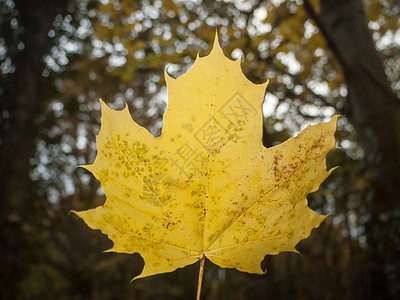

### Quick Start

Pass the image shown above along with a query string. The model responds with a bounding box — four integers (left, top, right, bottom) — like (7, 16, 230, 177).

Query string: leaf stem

(196, 255, 205, 300)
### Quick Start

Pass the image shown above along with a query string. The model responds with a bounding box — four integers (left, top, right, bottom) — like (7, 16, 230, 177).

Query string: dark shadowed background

(1, 0, 400, 299)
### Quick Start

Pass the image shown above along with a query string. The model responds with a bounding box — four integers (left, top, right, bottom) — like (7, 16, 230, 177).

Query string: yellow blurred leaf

(73, 35, 338, 280)
(162, 0, 179, 14)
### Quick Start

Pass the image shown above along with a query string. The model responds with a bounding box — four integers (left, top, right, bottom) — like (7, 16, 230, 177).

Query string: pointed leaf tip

(99, 98, 106, 107)
(99, 98, 113, 112)
(164, 67, 175, 82)
(211, 31, 223, 54)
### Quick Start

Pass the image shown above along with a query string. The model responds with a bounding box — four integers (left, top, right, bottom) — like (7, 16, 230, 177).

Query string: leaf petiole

(196, 255, 205, 300)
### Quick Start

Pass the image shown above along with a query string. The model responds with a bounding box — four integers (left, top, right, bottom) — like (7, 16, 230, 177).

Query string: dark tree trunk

(0, 0, 68, 297)
(304, 0, 400, 298)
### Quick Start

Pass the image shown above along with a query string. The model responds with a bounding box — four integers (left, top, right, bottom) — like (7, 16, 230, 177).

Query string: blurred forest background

(1, 0, 400, 299)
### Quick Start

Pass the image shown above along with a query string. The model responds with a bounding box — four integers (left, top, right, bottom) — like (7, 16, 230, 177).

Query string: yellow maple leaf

(73, 35, 338, 280)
